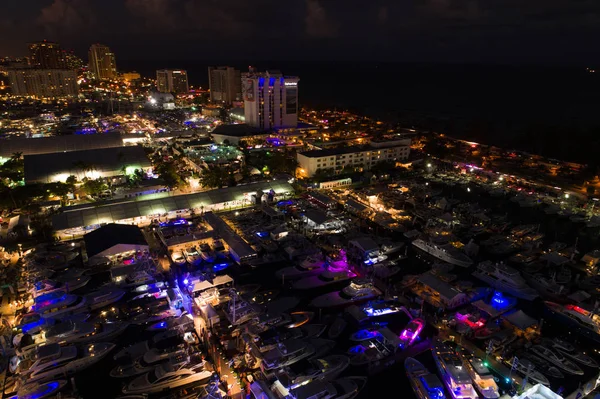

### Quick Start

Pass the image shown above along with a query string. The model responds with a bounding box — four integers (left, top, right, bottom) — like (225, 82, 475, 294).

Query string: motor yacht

(459, 355, 500, 399)
(406, 357, 446, 399)
(286, 376, 365, 399)
(309, 338, 336, 360)
(505, 357, 549, 385)
(200, 243, 216, 262)
(309, 280, 382, 308)
(14, 380, 68, 399)
(13, 312, 90, 335)
(283, 355, 350, 389)
(114, 330, 183, 361)
(555, 348, 599, 368)
(292, 269, 356, 290)
(530, 345, 584, 375)
(525, 274, 566, 300)
(184, 247, 203, 265)
(43, 320, 128, 345)
(251, 324, 325, 353)
(122, 363, 213, 394)
(524, 354, 565, 379)
(84, 288, 126, 310)
(544, 302, 600, 343)
(431, 338, 478, 399)
(110, 348, 193, 378)
(261, 339, 316, 370)
(18, 342, 115, 384)
(30, 276, 91, 297)
(275, 256, 326, 281)
(399, 318, 425, 348)
(412, 239, 473, 268)
(32, 292, 87, 318)
(472, 261, 538, 301)
(170, 251, 187, 266)
(133, 281, 166, 294)
(347, 329, 395, 367)
(350, 328, 382, 342)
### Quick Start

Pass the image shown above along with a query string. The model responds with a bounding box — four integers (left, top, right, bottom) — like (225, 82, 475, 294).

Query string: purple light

(399, 319, 424, 346)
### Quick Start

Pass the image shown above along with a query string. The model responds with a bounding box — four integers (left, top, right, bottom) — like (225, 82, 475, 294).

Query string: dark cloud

(0, 0, 598, 64)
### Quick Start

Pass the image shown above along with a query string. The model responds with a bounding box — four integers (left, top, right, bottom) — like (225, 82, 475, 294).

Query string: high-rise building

(28, 41, 66, 69)
(64, 50, 84, 71)
(208, 66, 241, 104)
(242, 69, 299, 130)
(156, 69, 189, 94)
(8, 69, 78, 98)
(88, 44, 117, 80)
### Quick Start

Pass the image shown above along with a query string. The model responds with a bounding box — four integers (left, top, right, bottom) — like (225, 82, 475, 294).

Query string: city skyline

(1, 0, 600, 65)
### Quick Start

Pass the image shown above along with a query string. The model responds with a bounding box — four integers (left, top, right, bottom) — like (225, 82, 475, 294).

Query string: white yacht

(110, 348, 192, 378)
(530, 345, 584, 375)
(84, 288, 126, 310)
(292, 269, 357, 290)
(544, 301, 600, 343)
(472, 261, 539, 300)
(261, 339, 316, 370)
(461, 356, 500, 399)
(18, 342, 115, 384)
(113, 330, 184, 361)
(275, 256, 326, 281)
(413, 239, 473, 268)
(310, 280, 381, 308)
(183, 247, 203, 265)
(122, 363, 213, 394)
(30, 276, 91, 296)
(32, 293, 87, 318)
(431, 338, 478, 399)
(287, 376, 366, 399)
(170, 251, 187, 266)
(283, 355, 350, 389)
(14, 380, 68, 399)
(43, 320, 128, 345)
(405, 357, 446, 399)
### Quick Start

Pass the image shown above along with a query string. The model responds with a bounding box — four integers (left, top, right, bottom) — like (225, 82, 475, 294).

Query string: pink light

(399, 319, 424, 346)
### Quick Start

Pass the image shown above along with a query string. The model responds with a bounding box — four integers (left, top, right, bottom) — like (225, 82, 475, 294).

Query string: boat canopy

(503, 310, 538, 331)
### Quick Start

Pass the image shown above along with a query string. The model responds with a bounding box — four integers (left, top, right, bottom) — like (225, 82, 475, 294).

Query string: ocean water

(120, 60, 600, 163)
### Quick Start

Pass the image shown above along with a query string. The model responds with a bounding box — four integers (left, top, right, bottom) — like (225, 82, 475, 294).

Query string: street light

(427, 163, 432, 168)
(565, 193, 570, 199)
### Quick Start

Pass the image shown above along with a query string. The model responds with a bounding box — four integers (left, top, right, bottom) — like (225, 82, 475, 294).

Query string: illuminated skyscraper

(242, 69, 299, 130)
(9, 69, 78, 98)
(156, 69, 189, 94)
(88, 44, 117, 80)
(28, 41, 66, 69)
(208, 66, 241, 104)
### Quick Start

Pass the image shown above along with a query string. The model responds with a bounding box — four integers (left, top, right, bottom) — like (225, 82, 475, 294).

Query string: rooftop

(204, 212, 256, 260)
(299, 141, 410, 158)
(52, 180, 294, 231)
(84, 223, 148, 258)
(0, 132, 123, 158)
(24, 145, 151, 183)
(418, 272, 464, 300)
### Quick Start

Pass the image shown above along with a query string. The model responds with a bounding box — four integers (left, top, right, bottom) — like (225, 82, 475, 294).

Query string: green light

(483, 362, 489, 367)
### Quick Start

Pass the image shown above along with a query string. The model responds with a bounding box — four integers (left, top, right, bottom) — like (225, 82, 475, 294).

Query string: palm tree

(10, 152, 23, 161)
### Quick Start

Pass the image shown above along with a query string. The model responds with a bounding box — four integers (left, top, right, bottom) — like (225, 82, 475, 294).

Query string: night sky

(1, 0, 600, 64)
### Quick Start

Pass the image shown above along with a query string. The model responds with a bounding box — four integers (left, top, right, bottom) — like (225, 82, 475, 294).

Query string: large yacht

(310, 280, 381, 308)
(405, 357, 446, 399)
(292, 269, 356, 290)
(17, 342, 115, 384)
(83, 288, 126, 310)
(110, 348, 194, 378)
(504, 357, 549, 386)
(286, 376, 366, 399)
(32, 293, 87, 318)
(13, 380, 68, 399)
(261, 339, 316, 370)
(122, 363, 213, 394)
(43, 320, 128, 345)
(275, 256, 326, 281)
(431, 338, 478, 399)
(412, 239, 473, 268)
(544, 302, 600, 343)
(459, 354, 500, 399)
(280, 355, 350, 389)
(472, 261, 539, 300)
(530, 345, 584, 375)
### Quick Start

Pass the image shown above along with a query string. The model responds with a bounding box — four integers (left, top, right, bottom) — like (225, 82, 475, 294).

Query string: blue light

(256, 231, 269, 238)
(364, 258, 376, 265)
(505, 377, 511, 383)
(183, 279, 189, 285)
(26, 381, 60, 399)
(492, 291, 508, 307)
